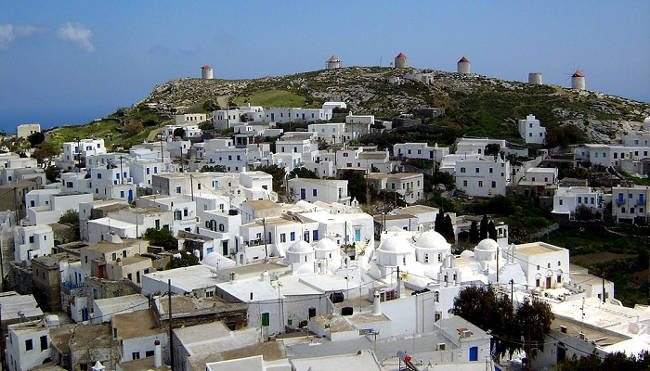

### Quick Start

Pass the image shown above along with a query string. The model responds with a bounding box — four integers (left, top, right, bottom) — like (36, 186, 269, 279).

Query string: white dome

(315, 238, 337, 251)
(476, 238, 498, 252)
(288, 240, 314, 254)
(416, 230, 450, 250)
(379, 236, 413, 254)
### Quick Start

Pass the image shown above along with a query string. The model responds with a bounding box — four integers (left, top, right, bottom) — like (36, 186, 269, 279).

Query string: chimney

(373, 291, 381, 315)
(154, 339, 162, 368)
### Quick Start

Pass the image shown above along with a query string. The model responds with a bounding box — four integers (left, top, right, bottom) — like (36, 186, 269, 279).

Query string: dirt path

(146, 126, 164, 142)
(217, 95, 229, 108)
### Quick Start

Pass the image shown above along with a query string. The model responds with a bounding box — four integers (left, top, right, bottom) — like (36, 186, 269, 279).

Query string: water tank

(341, 306, 354, 316)
(457, 56, 471, 74)
(571, 70, 585, 90)
(528, 72, 543, 85)
(330, 292, 344, 303)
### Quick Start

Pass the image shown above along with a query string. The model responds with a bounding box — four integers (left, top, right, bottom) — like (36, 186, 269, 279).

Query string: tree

(45, 165, 60, 183)
(58, 210, 79, 225)
(443, 214, 455, 243)
(484, 143, 501, 157)
(469, 221, 479, 243)
(254, 165, 286, 193)
(31, 140, 60, 166)
(143, 226, 178, 251)
(487, 221, 497, 240)
(173, 127, 185, 138)
(558, 351, 650, 371)
(377, 190, 406, 208)
(434, 211, 444, 234)
(288, 167, 319, 179)
(517, 298, 554, 370)
(200, 165, 226, 172)
(27, 131, 45, 146)
(124, 120, 144, 137)
(202, 100, 220, 112)
(479, 215, 489, 240)
(338, 170, 367, 204)
(452, 286, 520, 358)
(166, 250, 200, 269)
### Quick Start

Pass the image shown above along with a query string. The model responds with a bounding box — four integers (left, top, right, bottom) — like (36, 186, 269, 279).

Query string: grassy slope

(234, 89, 308, 107)
(543, 228, 648, 306)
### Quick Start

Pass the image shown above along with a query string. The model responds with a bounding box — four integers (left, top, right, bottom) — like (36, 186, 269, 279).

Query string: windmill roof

(458, 56, 470, 63)
(395, 53, 406, 59)
(572, 70, 584, 77)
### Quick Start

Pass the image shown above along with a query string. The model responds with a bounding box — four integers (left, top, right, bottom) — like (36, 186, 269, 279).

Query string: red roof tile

(458, 56, 469, 63)
(395, 53, 406, 59)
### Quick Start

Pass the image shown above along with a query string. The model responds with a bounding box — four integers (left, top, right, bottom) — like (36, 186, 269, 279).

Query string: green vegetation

(58, 210, 79, 225)
(465, 195, 554, 241)
(339, 170, 368, 204)
(143, 227, 178, 251)
(558, 351, 650, 371)
(200, 165, 226, 172)
(288, 167, 318, 179)
(620, 171, 650, 186)
(452, 285, 553, 363)
(234, 89, 310, 108)
(46, 108, 166, 151)
(166, 250, 200, 270)
(543, 227, 648, 306)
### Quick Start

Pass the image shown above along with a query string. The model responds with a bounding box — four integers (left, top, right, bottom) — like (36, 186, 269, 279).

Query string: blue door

(429, 151, 434, 159)
(128, 189, 133, 202)
(469, 346, 478, 361)
(302, 113, 305, 120)
(354, 229, 361, 242)
(271, 113, 275, 121)
(300, 188, 306, 200)
(82, 308, 89, 321)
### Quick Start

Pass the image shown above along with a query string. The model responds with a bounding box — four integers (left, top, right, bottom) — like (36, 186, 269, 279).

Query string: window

(25, 339, 33, 351)
(460, 167, 466, 173)
(290, 232, 295, 241)
(478, 181, 483, 188)
(132, 352, 140, 360)
(475, 168, 480, 174)
(146, 350, 155, 357)
(489, 168, 493, 174)
(280, 233, 286, 243)
(313, 230, 319, 241)
(40, 335, 48, 351)
(491, 181, 496, 188)
(313, 189, 318, 197)
(176, 186, 181, 194)
(559, 199, 563, 205)
(463, 180, 468, 187)
(29, 236, 34, 243)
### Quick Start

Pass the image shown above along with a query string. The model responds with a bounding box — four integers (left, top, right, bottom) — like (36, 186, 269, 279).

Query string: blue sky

(1, 1, 649, 132)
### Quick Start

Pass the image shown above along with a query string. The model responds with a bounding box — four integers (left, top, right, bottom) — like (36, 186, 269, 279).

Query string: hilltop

(49, 67, 650, 149)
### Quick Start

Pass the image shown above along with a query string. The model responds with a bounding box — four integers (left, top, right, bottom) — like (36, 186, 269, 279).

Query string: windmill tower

(326, 55, 341, 69)
(571, 70, 586, 90)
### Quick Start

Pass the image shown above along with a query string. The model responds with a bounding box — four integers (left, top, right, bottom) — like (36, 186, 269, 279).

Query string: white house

(454, 156, 511, 197)
(288, 178, 350, 205)
(552, 187, 605, 218)
(174, 113, 207, 125)
(366, 173, 424, 204)
(26, 190, 93, 226)
(456, 138, 507, 156)
(507, 242, 570, 290)
(13, 225, 54, 264)
(60, 138, 107, 170)
(308, 122, 346, 144)
(394, 142, 449, 162)
(612, 185, 649, 222)
(275, 132, 318, 163)
(518, 114, 546, 144)
(574, 144, 650, 168)
(136, 195, 197, 235)
(522, 167, 558, 185)
(5, 320, 51, 371)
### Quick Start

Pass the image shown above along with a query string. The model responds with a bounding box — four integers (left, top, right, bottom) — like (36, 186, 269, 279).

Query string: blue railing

(63, 281, 84, 290)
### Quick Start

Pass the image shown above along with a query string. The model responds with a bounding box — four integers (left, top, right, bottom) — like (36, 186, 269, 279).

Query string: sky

(1, 1, 649, 132)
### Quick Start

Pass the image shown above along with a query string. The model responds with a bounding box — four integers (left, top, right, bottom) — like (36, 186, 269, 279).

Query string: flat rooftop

(243, 200, 280, 211)
(113, 309, 163, 340)
(515, 242, 564, 256)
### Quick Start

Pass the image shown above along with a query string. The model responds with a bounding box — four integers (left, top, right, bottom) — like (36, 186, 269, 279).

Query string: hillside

(50, 66, 650, 149)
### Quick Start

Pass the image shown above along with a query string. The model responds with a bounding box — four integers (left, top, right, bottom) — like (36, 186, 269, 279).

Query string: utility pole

(496, 246, 499, 287)
(602, 276, 606, 304)
(119, 156, 124, 185)
(262, 218, 268, 262)
(510, 279, 514, 307)
(189, 174, 194, 201)
(0, 303, 3, 369)
(168, 279, 175, 371)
